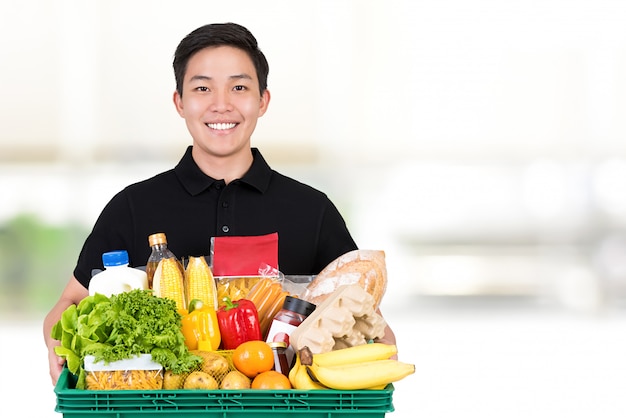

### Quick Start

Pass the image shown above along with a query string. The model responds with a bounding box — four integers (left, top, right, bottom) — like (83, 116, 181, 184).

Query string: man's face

(173, 46, 269, 160)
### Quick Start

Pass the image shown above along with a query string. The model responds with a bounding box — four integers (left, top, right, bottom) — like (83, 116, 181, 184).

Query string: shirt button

(222, 201, 229, 208)
(222, 225, 230, 233)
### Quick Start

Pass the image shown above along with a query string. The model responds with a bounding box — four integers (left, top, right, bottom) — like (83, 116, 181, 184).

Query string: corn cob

(152, 257, 186, 312)
(184, 256, 218, 311)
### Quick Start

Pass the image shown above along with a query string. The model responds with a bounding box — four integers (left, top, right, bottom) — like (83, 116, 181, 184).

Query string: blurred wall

(2, 0, 626, 314)
(3, 0, 625, 162)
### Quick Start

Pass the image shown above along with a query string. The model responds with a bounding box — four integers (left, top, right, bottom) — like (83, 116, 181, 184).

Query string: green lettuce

(51, 289, 201, 389)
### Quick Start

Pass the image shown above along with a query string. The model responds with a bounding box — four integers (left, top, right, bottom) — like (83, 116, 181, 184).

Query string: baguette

(303, 250, 387, 308)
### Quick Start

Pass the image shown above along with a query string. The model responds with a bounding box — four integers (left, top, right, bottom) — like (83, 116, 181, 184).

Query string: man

(44, 22, 395, 385)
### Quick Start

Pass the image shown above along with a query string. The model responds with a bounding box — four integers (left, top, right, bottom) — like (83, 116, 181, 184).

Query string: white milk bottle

(89, 250, 149, 297)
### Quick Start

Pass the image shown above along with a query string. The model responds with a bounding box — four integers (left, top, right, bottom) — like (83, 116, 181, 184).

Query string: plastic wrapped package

(83, 354, 163, 390)
(216, 276, 264, 306)
(246, 277, 290, 337)
(209, 233, 278, 277)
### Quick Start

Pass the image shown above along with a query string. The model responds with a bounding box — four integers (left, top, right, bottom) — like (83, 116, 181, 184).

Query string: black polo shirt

(73, 146, 357, 288)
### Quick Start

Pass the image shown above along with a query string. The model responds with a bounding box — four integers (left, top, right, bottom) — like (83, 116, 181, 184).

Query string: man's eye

(233, 85, 247, 92)
(196, 86, 209, 92)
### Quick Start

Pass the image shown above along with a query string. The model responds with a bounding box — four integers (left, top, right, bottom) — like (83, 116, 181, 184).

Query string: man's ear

(173, 91, 184, 117)
(258, 89, 271, 117)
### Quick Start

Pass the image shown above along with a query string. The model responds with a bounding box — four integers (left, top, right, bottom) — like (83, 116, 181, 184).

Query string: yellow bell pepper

(181, 299, 221, 351)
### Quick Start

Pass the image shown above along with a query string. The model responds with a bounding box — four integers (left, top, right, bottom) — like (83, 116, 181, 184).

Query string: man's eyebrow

(230, 73, 253, 81)
(188, 74, 253, 82)
(189, 75, 211, 82)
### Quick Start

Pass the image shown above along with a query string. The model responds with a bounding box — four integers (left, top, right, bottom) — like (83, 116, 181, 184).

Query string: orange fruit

(251, 370, 292, 389)
(232, 340, 274, 378)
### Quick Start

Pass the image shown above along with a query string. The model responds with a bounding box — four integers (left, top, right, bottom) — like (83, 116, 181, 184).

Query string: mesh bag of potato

(164, 350, 251, 390)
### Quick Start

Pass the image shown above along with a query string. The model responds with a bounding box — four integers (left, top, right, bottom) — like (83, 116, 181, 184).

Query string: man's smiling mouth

(207, 122, 237, 130)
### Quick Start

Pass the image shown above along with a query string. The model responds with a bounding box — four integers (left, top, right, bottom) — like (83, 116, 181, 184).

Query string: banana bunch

(292, 343, 415, 390)
(289, 353, 327, 390)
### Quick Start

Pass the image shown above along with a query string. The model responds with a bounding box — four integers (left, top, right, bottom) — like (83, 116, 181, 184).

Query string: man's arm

(43, 275, 88, 385)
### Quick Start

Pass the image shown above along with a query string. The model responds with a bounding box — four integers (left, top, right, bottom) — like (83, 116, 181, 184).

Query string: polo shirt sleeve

(72, 189, 135, 289)
(312, 198, 358, 274)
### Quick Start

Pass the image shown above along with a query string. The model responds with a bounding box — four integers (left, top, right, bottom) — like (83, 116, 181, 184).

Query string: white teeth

(207, 122, 237, 130)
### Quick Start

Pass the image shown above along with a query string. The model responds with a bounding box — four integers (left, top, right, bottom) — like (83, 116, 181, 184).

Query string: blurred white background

(1, 0, 626, 417)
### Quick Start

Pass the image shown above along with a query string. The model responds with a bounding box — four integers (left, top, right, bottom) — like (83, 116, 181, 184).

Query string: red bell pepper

(217, 297, 262, 349)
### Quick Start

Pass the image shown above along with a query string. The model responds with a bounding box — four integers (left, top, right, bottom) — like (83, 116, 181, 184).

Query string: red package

(210, 233, 279, 277)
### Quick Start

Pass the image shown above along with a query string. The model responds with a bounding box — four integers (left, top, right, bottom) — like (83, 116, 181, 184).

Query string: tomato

(232, 340, 274, 378)
(251, 370, 292, 389)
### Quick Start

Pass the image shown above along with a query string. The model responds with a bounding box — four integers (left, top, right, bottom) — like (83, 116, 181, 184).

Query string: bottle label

(266, 320, 298, 365)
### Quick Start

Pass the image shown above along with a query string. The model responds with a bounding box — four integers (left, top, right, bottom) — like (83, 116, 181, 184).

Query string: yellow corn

(184, 256, 218, 311)
(152, 257, 186, 312)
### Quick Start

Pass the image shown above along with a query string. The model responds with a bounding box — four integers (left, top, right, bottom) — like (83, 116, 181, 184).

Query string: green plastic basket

(54, 368, 395, 418)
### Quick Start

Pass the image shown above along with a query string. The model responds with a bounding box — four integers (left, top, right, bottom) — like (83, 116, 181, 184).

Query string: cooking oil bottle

(146, 232, 184, 289)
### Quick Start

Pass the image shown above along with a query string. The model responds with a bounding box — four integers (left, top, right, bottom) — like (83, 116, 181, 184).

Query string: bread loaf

(303, 250, 387, 308)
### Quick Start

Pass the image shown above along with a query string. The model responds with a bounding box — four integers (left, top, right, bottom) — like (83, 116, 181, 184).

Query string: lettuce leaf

(52, 289, 201, 388)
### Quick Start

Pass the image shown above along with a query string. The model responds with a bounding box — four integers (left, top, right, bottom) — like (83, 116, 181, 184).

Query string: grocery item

(307, 358, 414, 390)
(216, 276, 262, 306)
(232, 340, 274, 379)
(51, 289, 202, 389)
(289, 284, 387, 354)
(299, 345, 415, 390)
(265, 296, 316, 365)
(181, 300, 221, 351)
(268, 341, 290, 377)
(312, 342, 398, 367)
(146, 232, 184, 289)
(89, 250, 148, 297)
(288, 354, 299, 387)
(152, 257, 187, 313)
(289, 352, 327, 390)
(162, 370, 186, 390)
(191, 350, 231, 378)
(251, 370, 292, 389)
(217, 297, 262, 350)
(184, 256, 218, 310)
(246, 277, 290, 337)
(162, 349, 234, 390)
(83, 354, 163, 390)
(303, 249, 387, 309)
(220, 370, 251, 389)
(183, 371, 219, 389)
(210, 233, 278, 277)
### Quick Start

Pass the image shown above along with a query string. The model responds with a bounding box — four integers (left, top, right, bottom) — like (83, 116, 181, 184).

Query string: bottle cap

(148, 233, 167, 246)
(282, 296, 316, 317)
(102, 250, 130, 267)
(268, 341, 288, 349)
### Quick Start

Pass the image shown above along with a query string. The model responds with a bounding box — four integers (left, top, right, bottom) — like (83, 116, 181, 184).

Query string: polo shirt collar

(175, 146, 272, 195)
(242, 148, 272, 192)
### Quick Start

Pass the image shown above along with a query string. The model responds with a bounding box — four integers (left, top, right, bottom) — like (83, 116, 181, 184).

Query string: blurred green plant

(0, 214, 88, 316)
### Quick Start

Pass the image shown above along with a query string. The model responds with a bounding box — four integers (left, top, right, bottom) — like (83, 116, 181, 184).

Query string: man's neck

(191, 146, 254, 184)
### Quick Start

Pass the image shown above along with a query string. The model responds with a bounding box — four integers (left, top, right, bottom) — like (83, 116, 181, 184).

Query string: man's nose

(210, 89, 232, 112)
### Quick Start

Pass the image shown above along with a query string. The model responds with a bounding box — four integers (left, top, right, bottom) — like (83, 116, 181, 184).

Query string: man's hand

(47, 339, 65, 385)
(43, 276, 88, 385)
